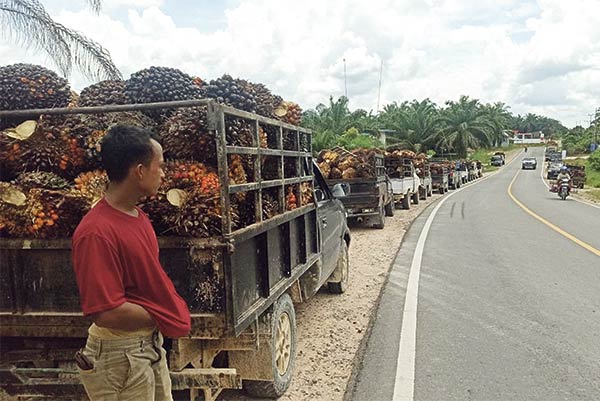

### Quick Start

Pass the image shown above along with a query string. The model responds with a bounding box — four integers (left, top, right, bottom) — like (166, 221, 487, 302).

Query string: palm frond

(0, 0, 121, 80)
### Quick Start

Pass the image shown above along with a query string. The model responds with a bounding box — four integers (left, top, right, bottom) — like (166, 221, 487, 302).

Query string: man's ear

(134, 163, 144, 179)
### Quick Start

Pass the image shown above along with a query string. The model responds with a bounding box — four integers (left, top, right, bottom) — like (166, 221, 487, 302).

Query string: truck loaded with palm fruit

(384, 148, 422, 209)
(318, 147, 394, 229)
(0, 64, 350, 401)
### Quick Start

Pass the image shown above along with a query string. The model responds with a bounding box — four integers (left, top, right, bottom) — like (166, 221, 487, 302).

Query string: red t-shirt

(72, 198, 191, 338)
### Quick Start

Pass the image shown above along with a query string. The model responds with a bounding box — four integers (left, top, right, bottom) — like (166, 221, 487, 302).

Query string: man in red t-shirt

(72, 124, 190, 401)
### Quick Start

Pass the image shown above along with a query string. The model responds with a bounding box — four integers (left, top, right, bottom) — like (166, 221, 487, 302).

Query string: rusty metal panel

(170, 368, 242, 391)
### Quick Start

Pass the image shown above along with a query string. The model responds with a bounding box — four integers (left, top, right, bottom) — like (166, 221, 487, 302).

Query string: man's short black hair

(100, 124, 161, 183)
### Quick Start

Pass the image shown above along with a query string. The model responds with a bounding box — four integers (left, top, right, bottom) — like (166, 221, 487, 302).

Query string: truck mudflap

(0, 365, 241, 401)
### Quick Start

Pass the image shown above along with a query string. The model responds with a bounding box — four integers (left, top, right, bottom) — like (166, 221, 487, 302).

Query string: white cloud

(0, 0, 599, 127)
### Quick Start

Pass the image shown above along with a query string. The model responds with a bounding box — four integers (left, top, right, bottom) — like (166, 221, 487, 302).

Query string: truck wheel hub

(276, 312, 292, 375)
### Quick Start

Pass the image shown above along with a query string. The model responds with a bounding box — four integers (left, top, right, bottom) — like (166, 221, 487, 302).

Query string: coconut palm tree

(0, 0, 121, 80)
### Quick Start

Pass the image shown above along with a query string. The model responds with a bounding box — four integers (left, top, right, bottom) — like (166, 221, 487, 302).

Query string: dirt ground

(221, 194, 441, 401)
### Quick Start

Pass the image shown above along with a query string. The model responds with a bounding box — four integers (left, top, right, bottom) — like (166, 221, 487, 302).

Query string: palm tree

(378, 99, 440, 152)
(0, 0, 121, 80)
(429, 96, 493, 158)
(481, 102, 511, 146)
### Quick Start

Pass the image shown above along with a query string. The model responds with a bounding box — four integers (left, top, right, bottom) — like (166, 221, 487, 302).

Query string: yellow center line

(508, 170, 600, 257)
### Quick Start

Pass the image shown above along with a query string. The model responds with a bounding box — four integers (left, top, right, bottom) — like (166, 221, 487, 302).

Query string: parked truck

(430, 162, 449, 194)
(565, 164, 586, 189)
(0, 100, 351, 401)
(415, 160, 433, 200)
(454, 160, 469, 185)
(323, 149, 394, 229)
(384, 155, 419, 209)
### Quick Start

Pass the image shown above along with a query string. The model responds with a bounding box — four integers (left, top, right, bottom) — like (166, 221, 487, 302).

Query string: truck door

(313, 165, 343, 274)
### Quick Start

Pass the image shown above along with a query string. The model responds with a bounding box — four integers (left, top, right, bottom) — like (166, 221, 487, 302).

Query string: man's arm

(92, 302, 155, 331)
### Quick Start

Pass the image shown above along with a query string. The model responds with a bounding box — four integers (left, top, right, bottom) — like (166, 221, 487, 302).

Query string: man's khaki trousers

(78, 331, 172, 401)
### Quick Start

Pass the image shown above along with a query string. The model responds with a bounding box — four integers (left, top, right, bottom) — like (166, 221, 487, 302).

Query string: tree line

(301, 95, 594, 158)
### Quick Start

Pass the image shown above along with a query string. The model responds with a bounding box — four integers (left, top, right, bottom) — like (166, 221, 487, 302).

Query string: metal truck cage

(0, 100, 319, 400)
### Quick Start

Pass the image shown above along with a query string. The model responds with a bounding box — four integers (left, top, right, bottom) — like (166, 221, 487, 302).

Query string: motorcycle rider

(555, 166, 571, 193)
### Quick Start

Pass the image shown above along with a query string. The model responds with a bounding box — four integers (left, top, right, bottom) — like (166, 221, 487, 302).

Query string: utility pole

(376, 58, 383, 113)
(343, 58, 348, 99)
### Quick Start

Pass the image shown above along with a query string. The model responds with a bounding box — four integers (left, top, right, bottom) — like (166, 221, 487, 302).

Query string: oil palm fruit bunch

(284, 158, 297, 178)
(0, 64, 71, 129)
(233, 193, 255, 228)
(205, 75, 258, 113)
(138, 191, 179, 235)
(25, 188, 88, 238)
(125, 66, 204, 104)
(163, 161, 221, 193)
(0, 182, 29, 237)
(228, 155, 248, 202)
(0, 116, 86, 179)
(161, 106, 214, 164)
(15, 171, 70, 191)
(282, 129, 297, 150)
(78, 80, 127, 107)
(169, 186, 239, 237)
(73, 170, 109, 205)
(286, 186, 298, 210)
(75, 112, 156, 169)
(261, 157, 280, 181)
(274, 101, 302, 126)
(225, 117, 254, 147)
(125, 67, 204, 122)
(261, 191, 280, 219)
(250, 82, 283, 118)
(300, 182, 313, 206)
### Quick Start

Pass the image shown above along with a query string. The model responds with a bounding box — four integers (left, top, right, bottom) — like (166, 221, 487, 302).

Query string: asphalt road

(351, 147, 600, 401)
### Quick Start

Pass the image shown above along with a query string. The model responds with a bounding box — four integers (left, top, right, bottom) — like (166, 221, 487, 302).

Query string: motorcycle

(558, 178, 571, 200)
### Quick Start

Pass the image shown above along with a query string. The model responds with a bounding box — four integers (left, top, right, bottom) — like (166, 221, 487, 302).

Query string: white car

(522, 157, 537, 170)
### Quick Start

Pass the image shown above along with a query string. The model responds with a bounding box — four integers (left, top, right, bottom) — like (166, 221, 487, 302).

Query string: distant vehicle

(493, 152, 506, 164)
(522, 157, 537, 170)
(490, 155, 504, 167)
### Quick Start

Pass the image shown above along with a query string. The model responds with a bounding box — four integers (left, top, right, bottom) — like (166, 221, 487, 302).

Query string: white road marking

(391, 156, 516, 401)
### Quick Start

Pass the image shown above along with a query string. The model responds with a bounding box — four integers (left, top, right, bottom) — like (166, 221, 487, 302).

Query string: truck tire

(419, 187, 427, 200)
(401, 194, 411, 210)
(244, 294, 297, 399)
(384, 200, 395, 217)
(328, 240, 349, 294)
(412, 191, 419, 205)
(427, 186, 432, 197)
(372, 207, 385, 229)
(438, 186, 444, 195)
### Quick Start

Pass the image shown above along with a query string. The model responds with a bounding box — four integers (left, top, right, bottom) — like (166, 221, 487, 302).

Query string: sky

(1, 0, 599, 128)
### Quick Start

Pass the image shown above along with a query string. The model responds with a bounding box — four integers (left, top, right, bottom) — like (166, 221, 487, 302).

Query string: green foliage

(589, 149, 600, 171)
(337, 127, 382, 150)
(0, 0, 121, 80)
(305, 95, 580, 159)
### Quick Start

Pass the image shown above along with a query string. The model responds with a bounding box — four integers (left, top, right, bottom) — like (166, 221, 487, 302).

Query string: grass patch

(578, 188, 600, 203)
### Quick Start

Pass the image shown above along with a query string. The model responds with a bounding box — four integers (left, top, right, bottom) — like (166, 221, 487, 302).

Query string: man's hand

(92, 302, 155, 331)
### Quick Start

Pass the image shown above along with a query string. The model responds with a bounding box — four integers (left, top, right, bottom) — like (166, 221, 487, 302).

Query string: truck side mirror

(315, 188, 326, 202)
(331, 183, 346, 198)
